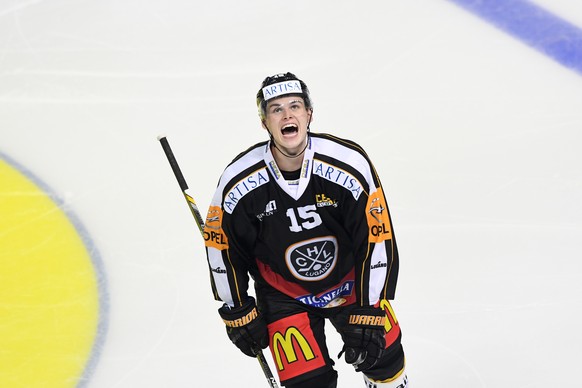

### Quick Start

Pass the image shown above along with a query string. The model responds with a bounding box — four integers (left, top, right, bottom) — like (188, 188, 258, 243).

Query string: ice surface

(1, 0, 581, 387)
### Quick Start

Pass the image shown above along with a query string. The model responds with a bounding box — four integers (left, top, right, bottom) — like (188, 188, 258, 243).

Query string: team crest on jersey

(285, 236, 337, 281)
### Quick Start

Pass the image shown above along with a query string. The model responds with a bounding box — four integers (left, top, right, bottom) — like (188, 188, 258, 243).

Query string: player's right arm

(204, 188, 253, 308)
(203, 167, 270, 358)
(205, 202, 269, 358)
(203, 144, 267, 307)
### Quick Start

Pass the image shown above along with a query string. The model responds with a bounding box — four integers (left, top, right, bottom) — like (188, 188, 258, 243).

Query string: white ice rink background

(1, 0, 582, 387)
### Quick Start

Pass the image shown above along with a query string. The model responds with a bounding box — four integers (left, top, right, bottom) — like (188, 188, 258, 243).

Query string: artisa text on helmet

(262, 80, 302, 101)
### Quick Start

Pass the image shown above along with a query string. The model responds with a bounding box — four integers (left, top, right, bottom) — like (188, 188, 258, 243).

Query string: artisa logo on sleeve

(313, 159, 363, 200)
(223, 168, 270, 214)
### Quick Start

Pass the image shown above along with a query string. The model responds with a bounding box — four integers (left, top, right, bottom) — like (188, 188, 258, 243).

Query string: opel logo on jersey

(366, 188, 392, 243)
(204, 206, 229, 250)
(368, 197, 385, 223)
(205, 208, 221, 230)
(286, 236, 337, 281)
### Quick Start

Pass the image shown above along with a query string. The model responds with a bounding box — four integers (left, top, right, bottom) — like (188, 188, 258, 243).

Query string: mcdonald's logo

(268, 313, 326, 381)
(272, 327, 315, 371)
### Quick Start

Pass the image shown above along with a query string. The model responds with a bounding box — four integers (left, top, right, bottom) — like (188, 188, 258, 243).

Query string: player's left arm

(352, 163, 399, 307)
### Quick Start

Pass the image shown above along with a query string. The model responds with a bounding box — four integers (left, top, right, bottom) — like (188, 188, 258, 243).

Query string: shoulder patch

(204, 206, 229, 250)
(366, 188, 392, 243)
(223, 167, 270, 214)
(313, 159, 363, 200)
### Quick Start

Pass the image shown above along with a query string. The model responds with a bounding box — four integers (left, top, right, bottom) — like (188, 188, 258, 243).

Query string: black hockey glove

(218, 296, 269, 358)
(339, 306, 386, 372)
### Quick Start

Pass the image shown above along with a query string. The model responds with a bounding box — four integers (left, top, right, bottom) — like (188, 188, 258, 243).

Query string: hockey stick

(157, 135, 280, 388)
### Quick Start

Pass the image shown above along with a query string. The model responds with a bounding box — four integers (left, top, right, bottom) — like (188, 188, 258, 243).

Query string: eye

(289, 100, 304, 110)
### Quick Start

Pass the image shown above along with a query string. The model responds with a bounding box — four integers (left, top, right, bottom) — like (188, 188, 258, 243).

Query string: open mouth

(281, 124, 298, 135)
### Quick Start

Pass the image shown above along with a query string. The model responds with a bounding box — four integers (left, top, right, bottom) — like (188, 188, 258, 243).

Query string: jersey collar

(264, 138, 314, 200)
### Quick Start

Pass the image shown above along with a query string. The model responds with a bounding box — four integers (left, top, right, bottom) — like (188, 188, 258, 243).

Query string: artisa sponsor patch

(223, 168, 270, 214)
(313, 159, 362, 200)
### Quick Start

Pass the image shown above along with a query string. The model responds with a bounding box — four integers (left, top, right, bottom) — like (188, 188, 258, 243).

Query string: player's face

(263, 96, 312, 155)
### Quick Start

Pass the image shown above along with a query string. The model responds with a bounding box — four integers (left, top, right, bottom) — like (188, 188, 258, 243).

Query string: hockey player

(203, 72, 408, 388)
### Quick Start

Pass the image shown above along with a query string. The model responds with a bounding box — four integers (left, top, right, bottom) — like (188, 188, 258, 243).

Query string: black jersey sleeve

(352, 177, 399, 305)
(204, 199, 253, 308)
(316, 134, 399, 306)
(203, 145, 267, 308)
(357, 159, 399, 304)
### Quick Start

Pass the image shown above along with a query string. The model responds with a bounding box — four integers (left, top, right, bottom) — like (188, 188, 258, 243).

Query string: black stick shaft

(157, 135, 279, 388)
(158, 136, 205, 233)
(158, 136, 189, 191)
(254, 348, 280, 388)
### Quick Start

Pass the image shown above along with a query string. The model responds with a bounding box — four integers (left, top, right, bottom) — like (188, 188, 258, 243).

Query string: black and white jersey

(204, 132, 399, 309)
